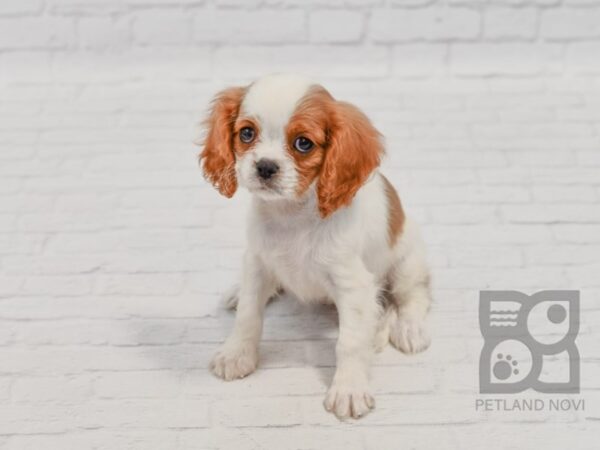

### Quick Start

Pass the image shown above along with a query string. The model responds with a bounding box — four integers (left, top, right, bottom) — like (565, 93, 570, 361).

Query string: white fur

(209, 74, 432, 420)
(235, 74, 313, 201)
(241, 73, 313, 128)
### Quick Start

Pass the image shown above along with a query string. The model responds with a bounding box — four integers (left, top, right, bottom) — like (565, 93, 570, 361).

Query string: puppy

(200, 74, 432, 419)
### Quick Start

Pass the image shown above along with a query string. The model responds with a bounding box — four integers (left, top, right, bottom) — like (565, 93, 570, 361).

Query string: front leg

(324, 259, 380, 419)
(210, 251, 277, 381)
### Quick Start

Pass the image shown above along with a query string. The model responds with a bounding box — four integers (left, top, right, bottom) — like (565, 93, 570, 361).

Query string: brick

(411, 185, 531, 205)
(541, 8, 600, 39)
(0, 213, 15, 231)
(484, 7, 537, 39)
(355, 394, 478, 425)
(133, 10, 191, 44)
(0, 404, 76, 434)
(214, 397, 303, 427)
(370, 7, 480, 42)
(309, 10, 364, 43)
(567, 264, 600, 287)
(194, 9, 306, 44)
(447, 246, 523, 268)
(364, 426, 461, 450)
(526, 244, 600, 265)
(46, 0, 127, 14)
(214, 45, 389, 79)
(506, 150, 575, 166)
(389, 150, 506, 168)
(373, 366, 436, 393)
(127, 0, 206, 3)
(567, 42, 600, 74)
(78, 16, 130, 49)
(577, 151, 600, 166)
(434, 267, 569, 289)
(83, 398, 210, 429)
(392, 44, 447, 76)
(0, 0, 43, 15)
(0, 234, 43, 255)
(0, 344, 212, 374)
(13, 319, 188, 346)
(12, 376, 91, 402)
(182, 367, 326, 397)
(553, 225, 600, 243)
(0, 17, 75, 49)
(51, 47, 211, 83)
(451, 43, 561, 75)
(180, 427, 364, 450)
(456, 424, 597, 449)
(429, 205, 498, 224)
(423, 224, 554, 245)
(103, 251, 213, 273)
(532, 168, 600, 184)
(2, 255, 104, 274)
(389, 0, 434, 4)
(45, 232, 121, 254)
(21, 275, 92, 296)
(0, 377, 10, 400)
(502, 204, 600, 223)
(5, 431, 181, 450)
(96, 274, 185, 296)
(94, 371, 181, 398)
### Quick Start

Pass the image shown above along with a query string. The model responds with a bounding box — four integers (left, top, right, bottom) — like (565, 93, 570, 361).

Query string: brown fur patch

(233, 117, 261, 154)
(200, 86, 246, 198)
(382, 175, 405, 246)
(286, 86, 332, 196)
(317, 100, 384, 218)
(287, 85, 384, 217)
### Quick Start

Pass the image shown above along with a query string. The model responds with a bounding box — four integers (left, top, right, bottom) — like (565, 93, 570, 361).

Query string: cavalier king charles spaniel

(200, 74, 432, 419)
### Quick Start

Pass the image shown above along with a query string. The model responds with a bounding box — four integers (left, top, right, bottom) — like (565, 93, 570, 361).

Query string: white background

(0, 0, 599, 449)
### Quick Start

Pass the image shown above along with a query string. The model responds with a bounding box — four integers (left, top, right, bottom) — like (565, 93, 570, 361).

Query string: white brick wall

(1, 1, 600, 449)
(0, 0, 600, 81)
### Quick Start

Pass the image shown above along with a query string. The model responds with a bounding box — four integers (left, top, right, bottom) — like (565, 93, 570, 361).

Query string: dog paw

(389, 317, 431, 354)
(221, 285, 240, 310)
(324, 382, 375, 419)
(209, 340, 258, 381)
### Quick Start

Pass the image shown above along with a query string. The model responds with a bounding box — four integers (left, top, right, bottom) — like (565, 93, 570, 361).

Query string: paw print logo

(479, 290, 580, 394)
(486, 339, 531, 386)
(493, 354, 518, 380)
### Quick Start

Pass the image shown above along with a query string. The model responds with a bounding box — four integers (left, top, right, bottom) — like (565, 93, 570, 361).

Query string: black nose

(256, 159, 279, 180)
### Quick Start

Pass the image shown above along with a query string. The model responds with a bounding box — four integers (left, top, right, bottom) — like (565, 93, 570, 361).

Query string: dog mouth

(247, 177, 288, 199)
(253, 176, 281, 191)
(256, 183, 282, 195)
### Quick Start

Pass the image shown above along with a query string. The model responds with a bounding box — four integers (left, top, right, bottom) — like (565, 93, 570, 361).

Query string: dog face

(200, 74, 383, 217)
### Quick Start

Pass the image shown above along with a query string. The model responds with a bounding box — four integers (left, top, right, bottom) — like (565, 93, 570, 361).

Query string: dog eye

(293, 136, 314, 153)
(239, 127, 255, 144)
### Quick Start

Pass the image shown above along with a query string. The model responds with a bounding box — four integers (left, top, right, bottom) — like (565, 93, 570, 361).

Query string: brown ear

(200, 86, 245, 197)
(317, 101, 384, 218)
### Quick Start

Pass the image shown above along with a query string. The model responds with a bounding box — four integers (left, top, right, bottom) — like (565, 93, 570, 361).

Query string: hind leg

(387, 224, 432, 354)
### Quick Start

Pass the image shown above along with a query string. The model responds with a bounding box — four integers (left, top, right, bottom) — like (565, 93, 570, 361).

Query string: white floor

(1, 77, 599, 449)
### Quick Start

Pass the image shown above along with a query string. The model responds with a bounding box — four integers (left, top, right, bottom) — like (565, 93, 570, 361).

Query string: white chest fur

(250, 201, 334, 302)
(246, 175, 392, 303)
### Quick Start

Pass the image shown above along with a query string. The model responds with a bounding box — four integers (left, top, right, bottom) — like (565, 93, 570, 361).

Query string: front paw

(209, 340, 258, 381)
(324, 381, 375, 419)
(389, 317, 431, 354)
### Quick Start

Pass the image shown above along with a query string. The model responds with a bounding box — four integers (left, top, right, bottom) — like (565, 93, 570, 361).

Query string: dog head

(200, 74, 383, 218)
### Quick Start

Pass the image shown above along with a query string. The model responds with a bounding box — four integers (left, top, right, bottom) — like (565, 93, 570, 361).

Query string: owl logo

(479, 290, 580, 394)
